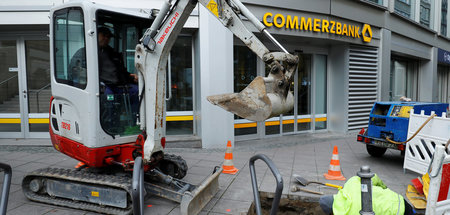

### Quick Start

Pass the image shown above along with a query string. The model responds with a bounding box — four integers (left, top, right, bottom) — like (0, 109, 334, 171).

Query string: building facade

(0, 0, 449, 148)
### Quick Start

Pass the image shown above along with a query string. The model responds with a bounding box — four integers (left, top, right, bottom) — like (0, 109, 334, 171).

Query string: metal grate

(348, 45, 378, 130)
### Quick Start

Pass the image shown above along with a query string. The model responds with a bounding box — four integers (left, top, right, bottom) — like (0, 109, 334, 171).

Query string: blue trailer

(357, 102, 448, 157)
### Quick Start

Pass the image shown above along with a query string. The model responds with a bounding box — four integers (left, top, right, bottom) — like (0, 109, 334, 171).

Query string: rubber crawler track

(21, 154, 188, 214)
(22, 168, 133, 215)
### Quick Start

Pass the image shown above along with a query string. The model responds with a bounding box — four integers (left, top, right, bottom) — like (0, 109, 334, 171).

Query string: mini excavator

(21, 0, 298, 214)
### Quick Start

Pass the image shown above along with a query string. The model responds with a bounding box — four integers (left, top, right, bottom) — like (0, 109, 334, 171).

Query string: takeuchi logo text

(158, 12, 179, 44)
(263, 12, 372, 43)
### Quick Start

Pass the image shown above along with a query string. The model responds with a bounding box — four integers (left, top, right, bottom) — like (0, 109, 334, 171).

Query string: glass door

(24, 39, 51, 138)
(0, 38, 50, 138)
(0, 40, 21, 138)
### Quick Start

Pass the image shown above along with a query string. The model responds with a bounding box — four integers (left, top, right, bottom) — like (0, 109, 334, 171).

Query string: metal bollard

(0, 162, 12, 215)
(357, 166, 375, 215)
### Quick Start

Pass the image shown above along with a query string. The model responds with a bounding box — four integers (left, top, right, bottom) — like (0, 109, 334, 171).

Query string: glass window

(442, 0, 448, 36)
(54, 8, 87, 89)
(297, 54, 312, 131)
(420, 0, 432, 28)
(167, 36, 193, 112)
(166, 35, 194, 135)
(314, 55, 327, 130)
(390, 59, 418, 101)
(366, 0, 384, 5)
(233, 45, 257, 136)
(395, 0, 416, 20)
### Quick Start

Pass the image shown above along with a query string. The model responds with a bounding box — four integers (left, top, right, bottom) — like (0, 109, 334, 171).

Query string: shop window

(390, 59, 418, 101)
(297, 54, 312, 132)
(166, 35, 193, 135)
(233, 45, 257, 136)
(314, 55, 327, 130)
(395, 0, 416, 20)
(53, 8, 87, 89)
(442, 0, 448, 36)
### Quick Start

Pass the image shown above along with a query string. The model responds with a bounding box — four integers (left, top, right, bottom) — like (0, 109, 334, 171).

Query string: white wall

(198, 6, 234, 148)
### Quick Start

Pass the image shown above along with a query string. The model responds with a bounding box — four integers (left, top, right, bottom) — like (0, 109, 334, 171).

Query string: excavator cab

(50, 2, 151, 156)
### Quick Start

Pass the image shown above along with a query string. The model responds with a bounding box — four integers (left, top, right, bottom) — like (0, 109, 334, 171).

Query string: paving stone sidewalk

(0, 133, 420, 214)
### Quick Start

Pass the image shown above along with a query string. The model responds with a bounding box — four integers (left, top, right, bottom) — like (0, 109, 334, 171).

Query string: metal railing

(0, 75, 18, 105)
(249, 154, 283, 215)
(28, 83, 51, 113)
(0, 162, 12, 215)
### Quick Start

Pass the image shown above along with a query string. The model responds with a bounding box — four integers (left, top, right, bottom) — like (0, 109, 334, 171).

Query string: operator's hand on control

(130, 74, 138, 83)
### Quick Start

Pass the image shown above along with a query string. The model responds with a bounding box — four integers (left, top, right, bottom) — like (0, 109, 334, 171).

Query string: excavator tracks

(159, 154, 188, 179)
(22, 168, 133, 215)
(21, 154, 189, 214)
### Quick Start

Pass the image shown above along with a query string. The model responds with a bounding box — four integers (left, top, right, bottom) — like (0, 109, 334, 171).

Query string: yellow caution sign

(206, 0, 219, 18)
(91, 191, 99, 197)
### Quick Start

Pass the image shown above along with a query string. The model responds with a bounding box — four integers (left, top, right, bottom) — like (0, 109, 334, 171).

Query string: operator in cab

(97, 27, 138, 99)
(97, 27, 139, 121)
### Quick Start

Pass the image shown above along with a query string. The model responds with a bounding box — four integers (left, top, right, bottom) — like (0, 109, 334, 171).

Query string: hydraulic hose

(385, 113, 436, 145)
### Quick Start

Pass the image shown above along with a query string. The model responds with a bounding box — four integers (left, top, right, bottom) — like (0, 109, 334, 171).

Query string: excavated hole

(247, 191, 326, 215)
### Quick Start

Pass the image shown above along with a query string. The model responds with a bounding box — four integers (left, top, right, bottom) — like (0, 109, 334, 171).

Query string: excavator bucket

(207, 76, 294, 122)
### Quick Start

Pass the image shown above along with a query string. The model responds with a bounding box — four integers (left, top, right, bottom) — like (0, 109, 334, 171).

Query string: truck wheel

(366, 145, 387, 157)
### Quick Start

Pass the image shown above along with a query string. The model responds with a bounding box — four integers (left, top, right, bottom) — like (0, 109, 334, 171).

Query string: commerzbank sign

(263, 13, 373, 43)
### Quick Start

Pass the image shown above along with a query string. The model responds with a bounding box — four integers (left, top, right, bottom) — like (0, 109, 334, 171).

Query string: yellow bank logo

(263, 13, 372, 43)
(362, 24, 372, 43)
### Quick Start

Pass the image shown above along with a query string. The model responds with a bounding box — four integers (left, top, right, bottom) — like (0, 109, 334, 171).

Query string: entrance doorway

(233, 46, 328, 140)
(0, 38, 50, 138)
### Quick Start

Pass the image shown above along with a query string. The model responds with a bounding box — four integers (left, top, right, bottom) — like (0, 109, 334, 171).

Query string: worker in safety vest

(319, 175, 415, 215)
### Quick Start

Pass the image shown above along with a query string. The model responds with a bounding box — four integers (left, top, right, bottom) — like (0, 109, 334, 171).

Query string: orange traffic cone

(75, 162, 85, 169)
(324, 146, 346, 181)
(222, 141, 239, 174)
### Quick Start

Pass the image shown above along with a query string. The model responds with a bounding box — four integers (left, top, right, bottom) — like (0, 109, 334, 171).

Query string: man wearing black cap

(97, 27, 138, 86)
(96, 27, 139, 127)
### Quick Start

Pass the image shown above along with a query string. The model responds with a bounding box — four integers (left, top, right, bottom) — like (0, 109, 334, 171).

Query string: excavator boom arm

(135, 0, 298, 162)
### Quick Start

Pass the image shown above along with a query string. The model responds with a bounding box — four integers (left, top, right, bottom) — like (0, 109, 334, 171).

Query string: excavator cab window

(96, 10, 148, 136)
(53, 7, 87, 89)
